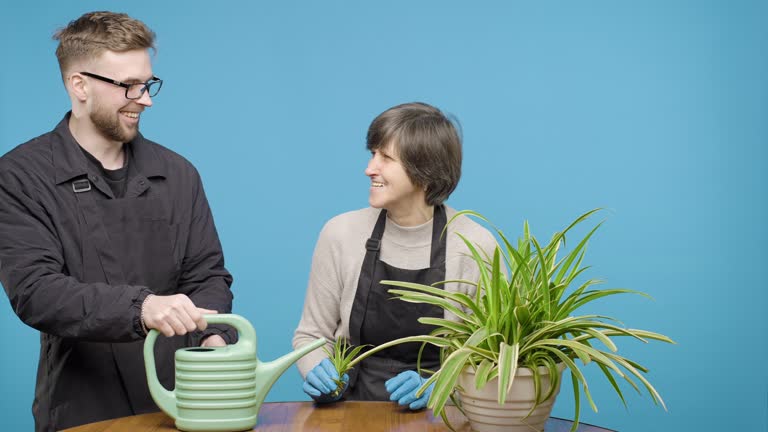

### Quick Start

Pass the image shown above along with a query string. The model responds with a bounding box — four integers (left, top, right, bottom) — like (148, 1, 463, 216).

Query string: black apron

(52, 174, 186, 429)
(347, 205, 447, 400)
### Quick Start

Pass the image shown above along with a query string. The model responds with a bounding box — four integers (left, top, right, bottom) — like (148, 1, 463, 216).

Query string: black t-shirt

(80, 144, 133, 198)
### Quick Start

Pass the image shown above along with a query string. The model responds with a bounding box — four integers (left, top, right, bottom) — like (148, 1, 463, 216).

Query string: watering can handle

(144, 328, 178, 419)
(203, 314, 257, 350)
(143, 313, 257, 419)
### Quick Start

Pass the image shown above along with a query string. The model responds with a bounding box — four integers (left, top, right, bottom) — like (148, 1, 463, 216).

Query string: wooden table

(64, 401, 616, 432)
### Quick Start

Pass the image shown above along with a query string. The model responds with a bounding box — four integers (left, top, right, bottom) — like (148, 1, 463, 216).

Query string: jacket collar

(52, 112, 167, 185)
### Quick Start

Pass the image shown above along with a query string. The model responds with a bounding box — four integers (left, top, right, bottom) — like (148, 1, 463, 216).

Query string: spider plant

(370, 208, 675, 431)
(323, 337, 370, 398)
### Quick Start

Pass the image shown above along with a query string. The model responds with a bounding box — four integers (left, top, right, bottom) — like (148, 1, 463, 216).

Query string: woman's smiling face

(364, 141, 425, 212)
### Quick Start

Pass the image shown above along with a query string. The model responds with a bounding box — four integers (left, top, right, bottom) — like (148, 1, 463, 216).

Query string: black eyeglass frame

(79, 71, 163, 100)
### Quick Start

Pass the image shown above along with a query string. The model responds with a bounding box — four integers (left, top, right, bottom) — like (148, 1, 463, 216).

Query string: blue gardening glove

(303, 358, 349, 403)
(385, 370, 434, 410)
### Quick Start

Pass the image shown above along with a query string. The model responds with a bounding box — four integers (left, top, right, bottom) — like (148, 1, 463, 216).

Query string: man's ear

(69, 73, 88, 102)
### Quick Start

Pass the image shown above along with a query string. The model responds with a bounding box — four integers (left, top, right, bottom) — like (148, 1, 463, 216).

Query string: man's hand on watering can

(385, 370, 434, 410)
(141, 294, 218, 337)
(303, 358, 349, 403)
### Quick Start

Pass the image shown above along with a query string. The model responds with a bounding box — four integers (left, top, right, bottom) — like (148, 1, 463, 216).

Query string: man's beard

(90, 102, 138, 143)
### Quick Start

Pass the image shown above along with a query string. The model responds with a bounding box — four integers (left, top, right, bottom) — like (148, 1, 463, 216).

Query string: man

(0, 11, 235, 431)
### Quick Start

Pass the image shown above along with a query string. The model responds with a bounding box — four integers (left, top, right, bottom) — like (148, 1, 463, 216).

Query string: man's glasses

(80, 72, 163, 100)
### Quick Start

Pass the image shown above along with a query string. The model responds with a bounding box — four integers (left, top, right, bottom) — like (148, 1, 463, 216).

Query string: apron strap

(429, 205, 447, 267)
(349, 209, 388, 346)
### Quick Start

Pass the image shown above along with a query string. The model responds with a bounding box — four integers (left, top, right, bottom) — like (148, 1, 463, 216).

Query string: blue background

(1, 2, 766, 431)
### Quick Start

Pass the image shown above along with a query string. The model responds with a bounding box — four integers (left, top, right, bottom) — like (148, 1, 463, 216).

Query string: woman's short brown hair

(366, 102, 462, 206)
(53, 11, 156, 79)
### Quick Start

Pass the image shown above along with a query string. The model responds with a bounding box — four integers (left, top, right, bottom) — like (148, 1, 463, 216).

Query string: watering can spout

(255, 337, 326, 401)
(270, 338, 326, 376)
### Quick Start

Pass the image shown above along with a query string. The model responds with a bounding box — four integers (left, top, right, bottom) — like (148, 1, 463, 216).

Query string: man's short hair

(366, 102, 462, 206)
(53, 11, 156, 79)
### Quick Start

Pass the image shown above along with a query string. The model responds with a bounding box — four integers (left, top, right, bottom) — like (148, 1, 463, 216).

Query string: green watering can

(144, 314, 325, 432)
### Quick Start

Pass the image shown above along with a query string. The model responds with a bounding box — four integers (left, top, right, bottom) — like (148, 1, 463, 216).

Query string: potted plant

(327, 209, 674, 432)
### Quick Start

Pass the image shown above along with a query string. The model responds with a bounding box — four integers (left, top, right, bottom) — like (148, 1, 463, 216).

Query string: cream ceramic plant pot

(456, 363, 566, 432)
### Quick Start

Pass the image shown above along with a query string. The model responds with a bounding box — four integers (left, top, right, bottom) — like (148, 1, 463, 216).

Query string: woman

(292, 102, 497, 409)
